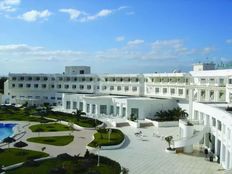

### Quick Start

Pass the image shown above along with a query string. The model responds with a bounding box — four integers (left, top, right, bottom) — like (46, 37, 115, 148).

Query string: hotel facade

(2, 63, 232, 170)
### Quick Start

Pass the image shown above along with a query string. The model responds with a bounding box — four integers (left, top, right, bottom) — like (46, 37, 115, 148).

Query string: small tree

(72, 109, 86, 122)
(165, 136, 173, 150)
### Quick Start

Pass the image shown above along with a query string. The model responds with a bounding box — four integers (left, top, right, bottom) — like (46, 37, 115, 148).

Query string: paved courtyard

(96, 125, 224, 174)
(1, 121, 226, 174)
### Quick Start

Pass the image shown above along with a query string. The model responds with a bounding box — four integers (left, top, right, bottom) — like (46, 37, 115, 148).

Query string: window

(73, 102, 77, 109)
(179, 89, 183, 95)
(124, 86, 129, 91)
(80, 70, 84, 74)
(57, 97, 62, 100)
(171, 88, 175, 95)
(43, 77, 48, 81)
(66, 101, 71, 109)
(110, 86, 114, 90)
(219, 78, 224, 84)
(51, 77, 55, 81)
(212, 117, 216, 127)
(51, 97, 55, 100)
(34, 84, 39, 88)
(92, 104, 96, 114)
(117, 86, 121, 91)
(64, 84, 69, 89)
(87, 85, 91, 90)
(26, 84, 31, 88)
(79, 102, 83, 111)
(42, 84, 47, 88)
(51, 85, 55, 88)
(122, 107, 126, 117)
(20, 77, 24, 81)
(217, 120, 222, 131)
(18, 84, 23, 88)
(35, 96, 40, 99)
(79, 85, 84, 90)
(102, 86, 107, 90)
(163, 88, 167, 94)
(155, 88, 159, 93)
(12, 84, 15, 88)
(86, 104, 90, 113)
(43, 96, 48, 100)
(132, 87, 137, 92)
(110, 105, 114, 114)
(229, 79, 232, 84)
(100, 105, 107, 114)
(28, 77, 32, 81)
(72, 85, 76, 89)
(36, 77, 40, 81)
(57, 84, 62, 89)
(12, 96, 16, 99)
(59, 77, 63, 81)
(12, 77, 17, 81)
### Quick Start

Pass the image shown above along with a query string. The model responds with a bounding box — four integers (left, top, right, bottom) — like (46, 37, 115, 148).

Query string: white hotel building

(2, 62, 232, 170)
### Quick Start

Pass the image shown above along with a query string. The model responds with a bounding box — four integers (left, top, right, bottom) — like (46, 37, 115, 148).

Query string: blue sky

(0, 0, 232, 74)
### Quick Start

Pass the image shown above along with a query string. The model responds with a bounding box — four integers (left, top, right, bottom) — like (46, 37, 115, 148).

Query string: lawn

(0, 105, 52, 123)
(46, 111, 102, 128)
(27, 136, 74, 146)
(29, 123, 73, 132)
(0, 148, 49, 166)
(88, 129, 124, 147)
(7, 154, 121, 174)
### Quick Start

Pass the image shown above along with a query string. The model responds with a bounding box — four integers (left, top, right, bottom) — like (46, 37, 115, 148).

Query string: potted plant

(165, 136, 176, 153)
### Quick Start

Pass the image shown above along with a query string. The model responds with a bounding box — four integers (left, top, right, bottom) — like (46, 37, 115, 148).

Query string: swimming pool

(0, 123, 16, 141)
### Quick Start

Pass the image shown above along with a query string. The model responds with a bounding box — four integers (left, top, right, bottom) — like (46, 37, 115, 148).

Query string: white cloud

(0, 44, 85, 60)
(60, 6, 131, 22)
(226, 39, 232, 44)
(82, 9, 112, 22)
(127, 39, 144, 46)
(201, 47, 215, 55)
(59, 8, 81, 20)
(19, 10, 52, 22)
(115, 36, 125, 42)
(0, 0, 20, 12)
(126, 11, 135, 15)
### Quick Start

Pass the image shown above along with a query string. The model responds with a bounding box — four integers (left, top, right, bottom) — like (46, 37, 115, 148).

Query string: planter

(145, 119, 179, 127)
(165, 148, 176, 154)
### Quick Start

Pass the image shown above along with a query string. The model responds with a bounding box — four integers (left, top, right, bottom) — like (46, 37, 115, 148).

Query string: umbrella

(2, 137, 16, 149)
(14, 141, 28, 148)
(14, 141, 28, 155)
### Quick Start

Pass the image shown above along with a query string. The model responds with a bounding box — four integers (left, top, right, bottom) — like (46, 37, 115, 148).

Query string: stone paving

(96, 126, 224, 174)
(1, 120, 226, 174)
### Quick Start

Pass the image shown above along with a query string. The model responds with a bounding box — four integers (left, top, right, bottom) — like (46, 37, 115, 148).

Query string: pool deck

(0, 120, 225, 174)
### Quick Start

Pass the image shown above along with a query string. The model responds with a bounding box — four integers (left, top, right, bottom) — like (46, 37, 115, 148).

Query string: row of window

(101, 86, 138, 92)
(11, 83, 93, 90)
(151, 87, 184, 95)
(11, 76, 94, 82)
(11, 95, 62, 100)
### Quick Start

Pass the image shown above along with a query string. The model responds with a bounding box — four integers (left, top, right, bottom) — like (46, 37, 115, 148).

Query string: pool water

(0, 123, 16, 141)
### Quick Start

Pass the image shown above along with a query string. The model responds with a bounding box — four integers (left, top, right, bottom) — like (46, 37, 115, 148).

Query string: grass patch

(88, 129, 124, 148)
(7, 154, 121, 174)
(29, 123, 73, 132)
(46, 111, 102, 128)
(0, 148, 48, 166)
(27, 136, 74, 146)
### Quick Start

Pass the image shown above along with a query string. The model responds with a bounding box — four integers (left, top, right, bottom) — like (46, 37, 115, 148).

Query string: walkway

(96, 126, 224, 174)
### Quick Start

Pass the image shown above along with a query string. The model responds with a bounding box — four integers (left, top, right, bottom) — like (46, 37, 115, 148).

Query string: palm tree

(72, 109, 86, 122)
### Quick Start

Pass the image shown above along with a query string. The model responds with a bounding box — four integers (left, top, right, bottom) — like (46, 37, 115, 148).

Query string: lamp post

(108, 128, 112, 142)
(97, 144, 101, 166)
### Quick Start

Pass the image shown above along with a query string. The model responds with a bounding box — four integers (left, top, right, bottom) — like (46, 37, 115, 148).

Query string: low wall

(2, 156, 54, 171)
(86, 132, 126, 150)
(127, 120, 139, 128)
(145, 118, 179, 127)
